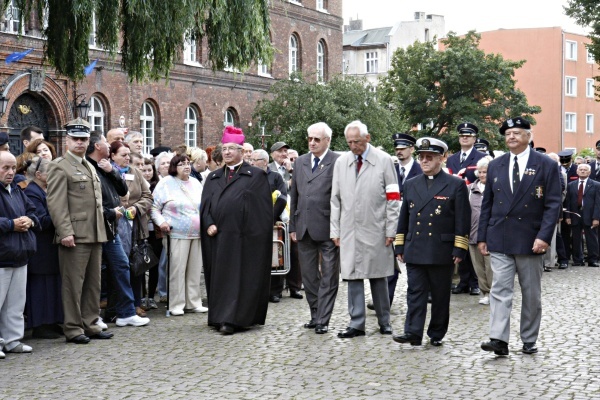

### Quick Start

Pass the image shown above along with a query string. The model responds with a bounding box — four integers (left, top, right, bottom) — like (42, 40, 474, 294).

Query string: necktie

(399, 166, 406, 183)
(356, 155, 363, 175)
(578, 181, 584, 208)
(312, 157, 320, 173)
(512, 156, 520, 193)
(460, 152, 466, 165)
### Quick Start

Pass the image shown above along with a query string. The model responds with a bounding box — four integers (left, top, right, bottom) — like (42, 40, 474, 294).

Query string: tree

(1, 0, 273, 82)
(565, 0, 600, 99)
(251, 74, 404, 154)
(378, 31, 541, 152)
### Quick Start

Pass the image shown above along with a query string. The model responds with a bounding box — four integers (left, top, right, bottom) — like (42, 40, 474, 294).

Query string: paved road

(2, 264, 600, 399)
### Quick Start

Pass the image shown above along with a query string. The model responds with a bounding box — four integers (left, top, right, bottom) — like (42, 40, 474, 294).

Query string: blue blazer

(446, 149, 485, 184)
(477, 150, 561, 255)
(564, 179, 600, 226)
(588, 161, 600, 183)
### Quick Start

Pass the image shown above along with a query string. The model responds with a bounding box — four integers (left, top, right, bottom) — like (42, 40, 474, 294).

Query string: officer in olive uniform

(46, 119, 109, 344)
(393, 137, 471, 347)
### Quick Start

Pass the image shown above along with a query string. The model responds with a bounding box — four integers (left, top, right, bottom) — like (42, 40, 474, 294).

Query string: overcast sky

(343, 0, 589, 36)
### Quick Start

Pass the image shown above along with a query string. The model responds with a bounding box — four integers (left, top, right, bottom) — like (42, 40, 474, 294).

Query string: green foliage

(565, 0, 600, 99)
(577, 147, 595, 158)
(251, 74, 405, 154)
(1, 0, 273, 82)
(378, 32, 541, 153)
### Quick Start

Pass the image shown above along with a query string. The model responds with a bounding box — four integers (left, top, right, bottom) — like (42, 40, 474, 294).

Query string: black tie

(512, 156, 520, 193)
(312, 157, 320, 173)
(460, 152, 466, 165)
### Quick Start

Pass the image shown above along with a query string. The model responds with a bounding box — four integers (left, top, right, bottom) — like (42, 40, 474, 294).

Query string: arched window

(185, 106, 198, 147)
(88, 95, 104, 132)
(140, 102, 155, 154)
(289, 34, 299, 75)
(224, 108, 237, 127)
(317, 40, 326, 82)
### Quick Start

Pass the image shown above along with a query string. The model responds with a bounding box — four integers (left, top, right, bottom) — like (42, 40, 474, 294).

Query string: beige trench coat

(330, 145, 400, 279)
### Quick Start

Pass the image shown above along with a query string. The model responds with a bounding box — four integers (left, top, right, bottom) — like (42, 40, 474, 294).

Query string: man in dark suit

(268, 141, 302, 301)
(393, 137, 471, 347)
(558, 149, 579, 265)
(478, 117, 561, 356)
(564, 163, 600, 267)
(46, 119, 110, 344)
(290, 122, 340, 334)
(447, 123, 485, 296)
(387, 132, 422, 305)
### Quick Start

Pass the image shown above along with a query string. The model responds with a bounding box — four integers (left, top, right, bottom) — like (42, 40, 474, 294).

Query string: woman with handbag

(151, 154, 207, 316)
(110, 141, 153, 318)
(22, 157, 64, 339)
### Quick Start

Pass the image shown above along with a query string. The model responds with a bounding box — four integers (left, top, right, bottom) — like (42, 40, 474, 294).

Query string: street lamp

(0, 94, 8, 118)
(76, 98, 90, 119)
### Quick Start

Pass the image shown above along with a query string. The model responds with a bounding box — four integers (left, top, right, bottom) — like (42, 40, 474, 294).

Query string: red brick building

(0, 0, 343, 155)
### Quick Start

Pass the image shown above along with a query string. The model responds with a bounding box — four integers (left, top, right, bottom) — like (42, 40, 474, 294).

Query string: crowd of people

(0, 114, 591, 360)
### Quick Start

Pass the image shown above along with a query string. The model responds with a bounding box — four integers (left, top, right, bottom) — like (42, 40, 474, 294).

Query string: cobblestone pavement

(2, 264, 600, 399)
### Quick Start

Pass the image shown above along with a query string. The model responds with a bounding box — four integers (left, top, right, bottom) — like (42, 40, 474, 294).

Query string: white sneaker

(94, 317, 108, 330)
(189, 306, 208, 313)
(0, 350, 4, 359)
(169, 309, 184, 316)
(5, 343, 32, 353)
(479, 296, 490, 305)
(115, 315, 150, 327)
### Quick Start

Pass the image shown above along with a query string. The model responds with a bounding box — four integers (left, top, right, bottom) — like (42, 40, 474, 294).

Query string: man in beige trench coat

(331, 120, 400, 338)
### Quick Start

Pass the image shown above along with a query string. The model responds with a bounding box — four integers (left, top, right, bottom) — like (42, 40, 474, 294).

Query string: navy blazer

(395, 171, 471, 264)
(564, 163, 578, 183)
(564, 178, 600, 226)
(478, 150, 561, 255)
(588, 161, 600, 182)
(446, 148, 485, 184)
(396, 160, 422, 195)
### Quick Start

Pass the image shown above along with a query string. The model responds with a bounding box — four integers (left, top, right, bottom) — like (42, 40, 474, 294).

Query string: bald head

(106, 128, 125, 144)
(0, 151, 17, 186)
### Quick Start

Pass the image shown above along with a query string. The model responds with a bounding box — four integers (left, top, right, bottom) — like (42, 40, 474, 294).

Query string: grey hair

(253, 149, 269, 161)
(476, 157, 490, 169)
(344, 120, 368, 138)
(26, 156, 50, 180)
(307, 122, 332, 139)
(154, 151, 174, 172)
(577, 163, 591, 171)
(125, 131, 143, 142)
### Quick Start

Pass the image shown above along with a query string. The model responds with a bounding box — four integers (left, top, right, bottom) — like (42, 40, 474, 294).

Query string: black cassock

(201, 163, 273, 328)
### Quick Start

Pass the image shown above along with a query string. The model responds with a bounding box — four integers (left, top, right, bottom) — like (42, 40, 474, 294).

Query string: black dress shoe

(589, 262, 600, 267)
(572, 262, 585, 266)
(289, 290, 303, 299)
(337, 327, 365, 338)
(481, 339, 509, 355)
(558, 263, 568, 269)
(67, 334, 90, 344)
(89, 331, 114, 340)
(219, 324, 235, 335)
(451, 285, 469, 294)
(392, 333, 422, 346)
(379, 324, 393, 335)
(522, 342, 538, 354)
(315, 324, 329, 334)
(430, 338, 443, 346)
(470, 287, 481, 296)
(366, 302, 375, 310)
(269, 295, 281, 303)
(304, 320, 317, 329)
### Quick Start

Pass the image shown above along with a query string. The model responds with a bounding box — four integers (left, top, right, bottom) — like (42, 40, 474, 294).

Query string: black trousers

(455, 251, 478, 289)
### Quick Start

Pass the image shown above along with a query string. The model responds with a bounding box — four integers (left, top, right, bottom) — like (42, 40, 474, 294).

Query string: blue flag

(5, 48, 34, 64)
(84, 59, 98, 76)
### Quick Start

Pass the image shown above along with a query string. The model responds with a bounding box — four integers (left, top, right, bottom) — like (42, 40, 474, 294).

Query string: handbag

(129, 217, 159, 277)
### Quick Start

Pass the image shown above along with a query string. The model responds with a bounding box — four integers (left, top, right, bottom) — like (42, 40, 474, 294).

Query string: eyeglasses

(222, 146, 241, 152)
(67, 136, 88, 142)
(177, 162, 191, 167)
(307, 136, 322, 143)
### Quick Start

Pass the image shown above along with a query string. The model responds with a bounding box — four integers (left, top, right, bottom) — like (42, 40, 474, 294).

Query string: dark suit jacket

(478, 150, 561, 255)
(564, 163, 579, 183)
(395, 171, 471, 264)
(565, 178, 600, 226)
(588, 161, 600, 182)
(396, 160, 422, 195)
(446, 148, 485, 184)
(289, 150, 339, 242)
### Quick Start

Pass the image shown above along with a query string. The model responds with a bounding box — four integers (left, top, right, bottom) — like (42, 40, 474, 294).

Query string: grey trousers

(0, 265, 27, 350)
(489, 252, 543, 344)
(298, 235, 340, 326)
(347, 278, 390, 331)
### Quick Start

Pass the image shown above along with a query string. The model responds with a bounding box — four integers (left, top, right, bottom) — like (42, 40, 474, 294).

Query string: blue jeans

(157, 247, 167, 297)
(102, 234, 136, 319)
